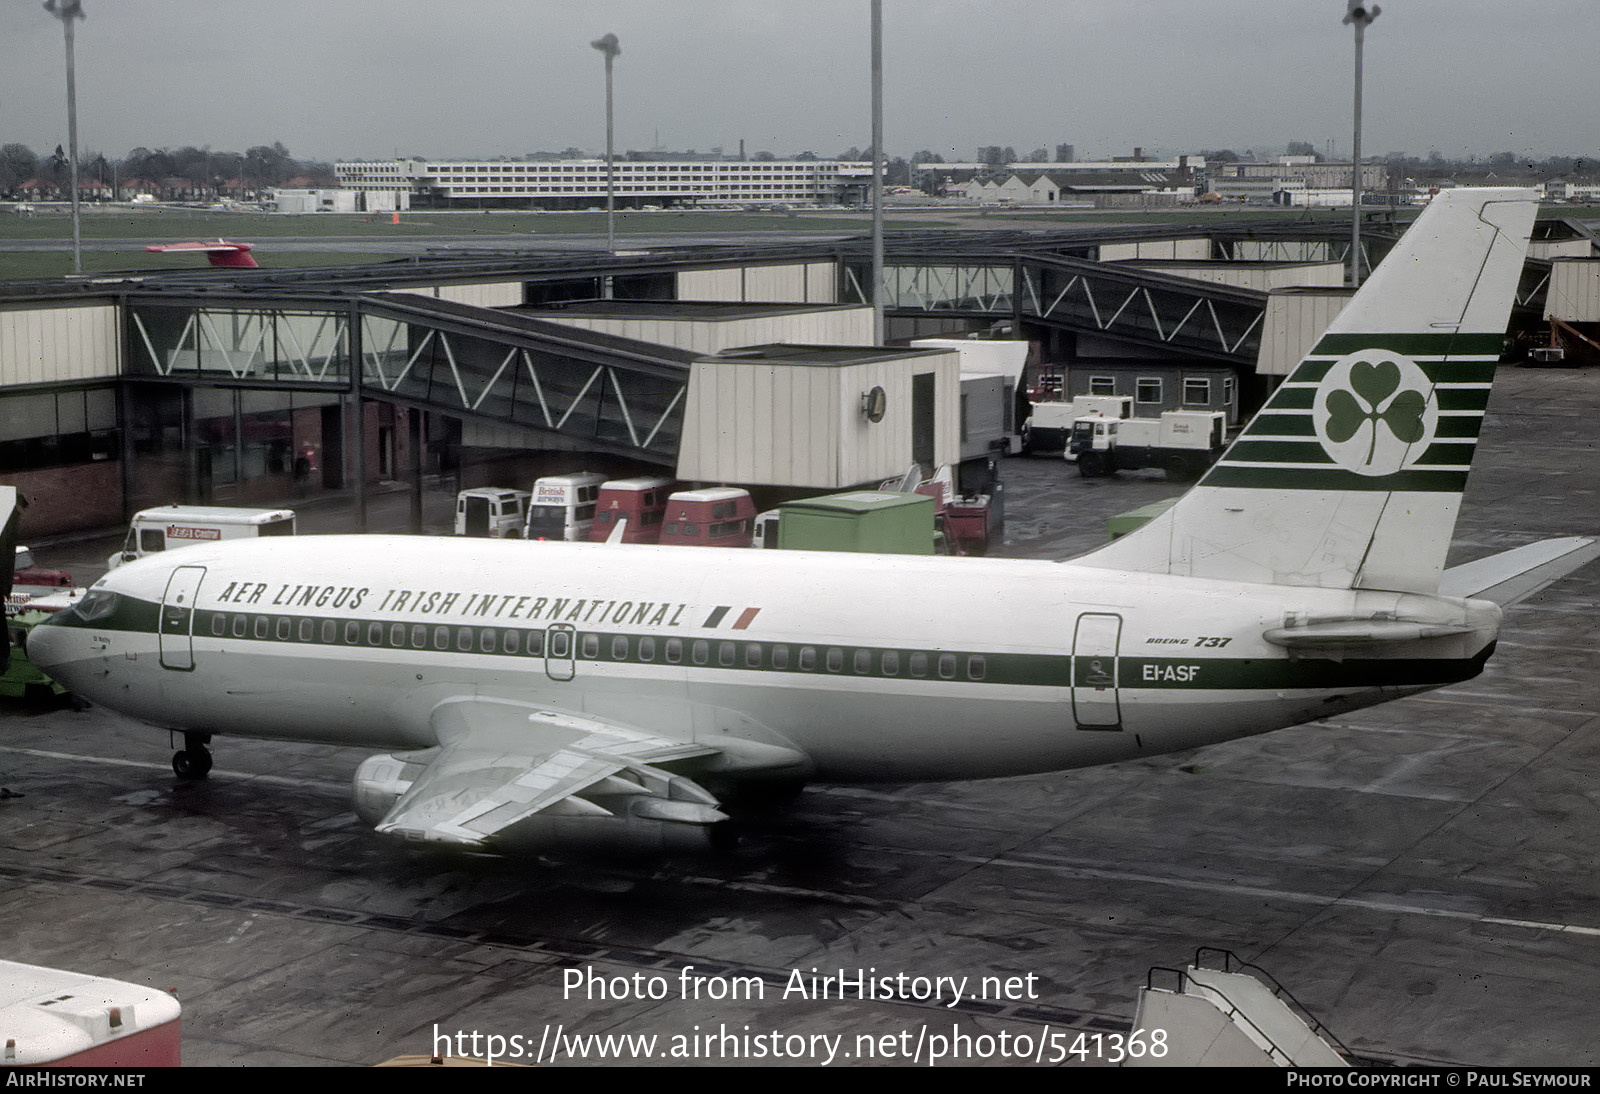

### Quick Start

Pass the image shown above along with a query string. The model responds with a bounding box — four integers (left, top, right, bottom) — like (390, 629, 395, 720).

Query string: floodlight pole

(1344, 2, 1379, 288)
(46, 0, 85, 275)
(871, 0, 885, 345)
(591, 34, 620, 255)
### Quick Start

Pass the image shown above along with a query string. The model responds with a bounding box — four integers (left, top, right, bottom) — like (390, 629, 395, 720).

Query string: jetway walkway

(124, 290, 699, 466)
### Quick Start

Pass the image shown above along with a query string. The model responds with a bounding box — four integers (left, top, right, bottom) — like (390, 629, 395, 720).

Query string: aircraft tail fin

(1438, 537, 1600, 606)
(1078, 188, 1540, 594)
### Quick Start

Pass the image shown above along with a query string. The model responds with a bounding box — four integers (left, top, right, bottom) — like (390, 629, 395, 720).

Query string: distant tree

(913, 150, 944, 165)
(1285, 140, 1316, 157)
(1025, 147, 1048, 163)
(1054, 142, 1075, 162)
(1002, 146, 1016, 163)
(885, 157, 910, 186)
(1204, 149, 1239, 163)
(977, 145, 1006, 165)
(839, 146, 863, 160)
(0, 143, 38, 195)
(794, 150, 819, 161)
(753, 150, 776, 161)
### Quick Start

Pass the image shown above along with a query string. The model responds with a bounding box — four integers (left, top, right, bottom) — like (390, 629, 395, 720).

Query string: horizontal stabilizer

(1438, 536, 1600, 606)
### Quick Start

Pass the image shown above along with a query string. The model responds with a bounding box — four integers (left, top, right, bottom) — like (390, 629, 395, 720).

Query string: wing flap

(371, 700, 726, 852)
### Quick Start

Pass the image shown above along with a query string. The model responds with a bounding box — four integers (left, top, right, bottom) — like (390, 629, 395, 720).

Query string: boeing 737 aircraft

(27, 188, 1600, 856)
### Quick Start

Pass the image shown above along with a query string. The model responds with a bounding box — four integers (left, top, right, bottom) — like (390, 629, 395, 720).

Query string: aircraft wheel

(1164, 455, 1194, 482)
(173, 747, 213, 780)
(1078, 453, 1105, 478)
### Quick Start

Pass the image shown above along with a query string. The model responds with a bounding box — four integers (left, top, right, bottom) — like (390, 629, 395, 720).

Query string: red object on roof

(145, 240, 258, 268)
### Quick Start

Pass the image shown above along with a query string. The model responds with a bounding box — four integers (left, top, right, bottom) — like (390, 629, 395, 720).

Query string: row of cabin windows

(1095, 376, 1236, 407)
(202, 612, 987, 681)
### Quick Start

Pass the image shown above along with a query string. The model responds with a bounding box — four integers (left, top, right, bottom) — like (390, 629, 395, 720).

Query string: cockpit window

(71, 589, 119, 623)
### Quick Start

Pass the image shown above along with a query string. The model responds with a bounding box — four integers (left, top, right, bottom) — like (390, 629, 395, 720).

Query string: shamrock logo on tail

(1323, 359, 1427, 467)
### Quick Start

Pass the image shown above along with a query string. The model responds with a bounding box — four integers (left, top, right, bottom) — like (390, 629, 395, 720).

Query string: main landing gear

(172, 732, 213, 780)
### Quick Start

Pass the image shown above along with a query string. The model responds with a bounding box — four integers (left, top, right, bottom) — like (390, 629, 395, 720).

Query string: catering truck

(108, 506, 296, 569)
(1022, 395, 1132, 455)
(1068, 410, 1227, 481)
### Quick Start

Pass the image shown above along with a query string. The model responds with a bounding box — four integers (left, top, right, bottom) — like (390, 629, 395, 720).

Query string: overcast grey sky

(0, 1, 1591, 164)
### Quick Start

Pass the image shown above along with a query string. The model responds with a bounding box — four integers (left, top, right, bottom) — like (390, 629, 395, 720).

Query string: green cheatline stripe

(1243, 414, 1318, 437)
(1227, 441, 1334, 464)
(1201, 465, 1469, 492)
(1114, 654, 1485, 690)
(1288, 360, 1498, 385)
(1418, 441, 1477, 464)
(1312, 332, 1505, 356)
(1266, 388, 1316, 410)
(44, 598, 1486, 692)
(1436, 388, 1491, 411)
(1433, 416, 1484, 439)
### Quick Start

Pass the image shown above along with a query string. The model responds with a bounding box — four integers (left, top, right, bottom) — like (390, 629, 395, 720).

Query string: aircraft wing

(1438, 536, 1600, 606)
(368, 699, 728, 853)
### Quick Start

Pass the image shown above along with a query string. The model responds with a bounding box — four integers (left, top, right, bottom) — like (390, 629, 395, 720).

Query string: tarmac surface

(1, 364, 1598, 1067)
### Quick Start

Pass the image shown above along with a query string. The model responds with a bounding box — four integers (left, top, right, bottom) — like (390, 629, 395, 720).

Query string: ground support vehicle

(108, 506, 295, 570)
(455, 488, 530, 538)
(1070, 411, 1227, 481)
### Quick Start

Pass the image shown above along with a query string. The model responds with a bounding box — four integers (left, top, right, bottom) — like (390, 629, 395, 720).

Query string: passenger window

(771, 644, 789, 669)
(882, 650, 900, 676)
(854, 649, 872, 674)
(368, 622, 383, 646)
(692, 640, 709, 665)
(799, 646, 816, 670)
(434, 626, 450, 650)
(389, 624, 405, 647)
(666, 638, 682, 663)
(745, 643, 762, 668)
(719, 642, 735, 667)
(297, 619, 312, 642)
(527, 629, 544, 656)
(910, 652, 929, 677)
(938, 653, 957, 679)
(967, 655, 987, 681)
(480, 630, 496, 653)
(276, 618, 290, 641)
(211, 615, 225, 636)
(412, 625, 427, 649)
(322, 620, 336, 643)
(826, 648, 844, 672)
(255, 617, 269, 639)
(457, 628, 473, 652)
(504, 629, 521, 654)
(639, 636, 656, 662)
(581, 633, 599, 658)
(548, 630, 569, 658)
(233, 615, 246, 638)
(612, 635, 629, 660)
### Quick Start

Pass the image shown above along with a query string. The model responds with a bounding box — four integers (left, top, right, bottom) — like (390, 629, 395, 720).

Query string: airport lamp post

(591, 33, 620, 255)
(44, 0, 85, 275)
(1344, 1, 1379, 288)
(870, 0, 884, 345)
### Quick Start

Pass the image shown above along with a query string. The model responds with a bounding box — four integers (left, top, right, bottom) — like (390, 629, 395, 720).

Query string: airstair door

(159, 565, 207, 671)
(545, 623, 576, 681)
(1072, 612, 1122, 729)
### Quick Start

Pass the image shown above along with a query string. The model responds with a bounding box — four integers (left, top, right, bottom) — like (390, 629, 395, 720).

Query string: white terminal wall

(0, 301, 120, 384)
(678, 350, 960, 488)
(1118, 261, 1345, 292)
(1256, 288, 1354, 377)
(1546, 258, 1600, 321)
(537, 307, 872, 355)
(1099, 238, 1211, 262)
(677, 262, 839, 304)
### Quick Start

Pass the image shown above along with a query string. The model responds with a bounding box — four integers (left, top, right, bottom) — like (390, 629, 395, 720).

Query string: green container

(777, 491, 937, 555)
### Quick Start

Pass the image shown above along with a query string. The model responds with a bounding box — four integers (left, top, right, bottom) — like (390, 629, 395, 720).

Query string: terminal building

(336, 157, 877, 210)
(0, 209, 1590, 538)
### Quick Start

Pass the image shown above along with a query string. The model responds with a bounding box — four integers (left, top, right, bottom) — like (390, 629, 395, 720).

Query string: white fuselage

(30, 536, 1498, 783)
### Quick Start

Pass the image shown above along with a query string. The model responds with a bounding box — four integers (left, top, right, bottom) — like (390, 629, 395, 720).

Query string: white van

(454, 488, 531, 538)
(108, 506, 296, 569)
(524, 472, 607, 541)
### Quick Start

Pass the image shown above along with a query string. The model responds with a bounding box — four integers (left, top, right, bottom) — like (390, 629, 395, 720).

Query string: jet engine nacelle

(352, 751, 730, 855)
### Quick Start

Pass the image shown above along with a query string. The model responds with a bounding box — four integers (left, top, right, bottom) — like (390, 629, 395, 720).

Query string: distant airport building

(336, 157, 876, 209)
